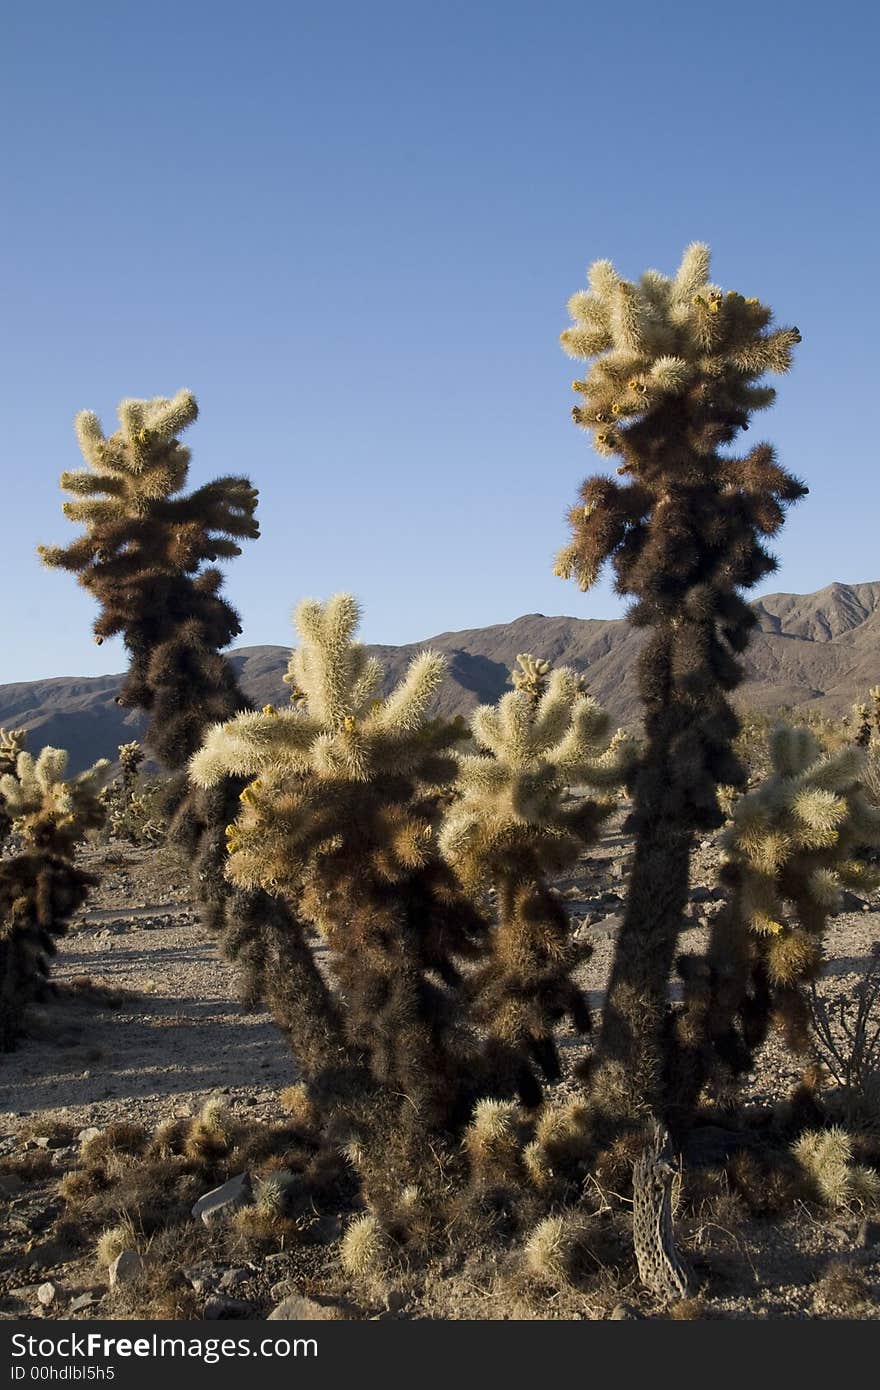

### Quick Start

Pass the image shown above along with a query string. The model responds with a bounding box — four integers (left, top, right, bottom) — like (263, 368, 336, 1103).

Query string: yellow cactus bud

(343, 714, 357, 733)
(262, 704, 277, 715)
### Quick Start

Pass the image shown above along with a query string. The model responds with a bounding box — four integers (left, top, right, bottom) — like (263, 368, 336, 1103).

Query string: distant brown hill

(3, 581, 879, 773)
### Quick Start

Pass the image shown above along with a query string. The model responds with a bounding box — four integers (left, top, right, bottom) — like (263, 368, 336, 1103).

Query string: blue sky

(2, 0, 877, 683)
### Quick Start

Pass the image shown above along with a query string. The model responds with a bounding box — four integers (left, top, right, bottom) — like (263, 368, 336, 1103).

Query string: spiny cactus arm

(529, 667, 587, 749)
(288, 593, 363, 727)
(189, 709, 321, 787)
(370, 650, 446, 735)
(171, 478, 261, 542)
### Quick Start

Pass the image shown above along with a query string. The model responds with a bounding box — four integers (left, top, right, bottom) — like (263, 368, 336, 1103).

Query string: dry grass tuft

(523, 1214, 579, 1287)
(279, 1084, 317, 1129)
(1, 1149, 56, 1183)
(96, 1220, 136, 1267)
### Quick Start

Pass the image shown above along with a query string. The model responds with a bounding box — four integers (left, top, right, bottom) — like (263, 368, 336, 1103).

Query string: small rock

(219, 1268, 251, 1292)
(594, 913, 624, 937)
(109, 1249, 143, 1288)
(856, 1218, 880, 1249)
(78, 1127, 101, 1147)
(192, 1172, 253, 1225)
(204, 1297, 255, 1320)
(268, 1293, 353, 1321)
(841, 890, 866, 912)
(69, 1292, 99, 1313)
(0, 1174, 24, 1198)
(36, 1282, 57, 1307)
(183, 1265, 222, 1296)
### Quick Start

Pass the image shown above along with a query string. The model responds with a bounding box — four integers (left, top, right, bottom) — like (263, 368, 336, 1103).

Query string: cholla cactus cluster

(719, 726, 880, 1053)
(441, 654, 633, 1101)
(192, 595, 489, 1188)
(0, 745, 108, 1048)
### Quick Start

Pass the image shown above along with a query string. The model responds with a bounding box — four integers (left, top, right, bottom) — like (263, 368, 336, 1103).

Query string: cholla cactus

(852, 702, 872, 749)
(101, 742, 163, 845)
(554, 244, 805, 1122)
(0, 747, 109, 852)
(441, 655, 633, 1102)
(0, 727, 28, 841)
(38, 391, 256, 768)
(37, 392, 342, 1091)
(0, 747, 109, 1049)
(192, 594, 488, 1193)
(792, 1127, 880, 1210)
(718, 727, 880, 1056)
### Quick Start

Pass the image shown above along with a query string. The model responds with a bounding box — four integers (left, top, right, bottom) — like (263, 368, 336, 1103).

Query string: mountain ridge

(3, 580, 879, 773)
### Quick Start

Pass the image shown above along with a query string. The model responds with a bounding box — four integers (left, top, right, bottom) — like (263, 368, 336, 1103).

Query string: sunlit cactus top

(561, 242, 800, 460)
(0, 747, 109, 853)
(190, 593, 448, 790)
(440, 654, 634, 886)
(554, 243, 806, 601)
(38, 391, 258, 579)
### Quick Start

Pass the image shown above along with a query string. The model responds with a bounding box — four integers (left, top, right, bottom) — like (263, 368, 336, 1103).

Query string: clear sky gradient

(2, 1, 877, 683)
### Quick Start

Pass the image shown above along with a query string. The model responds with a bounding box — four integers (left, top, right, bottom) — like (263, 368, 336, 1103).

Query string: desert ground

(2, 813, 879, 1321)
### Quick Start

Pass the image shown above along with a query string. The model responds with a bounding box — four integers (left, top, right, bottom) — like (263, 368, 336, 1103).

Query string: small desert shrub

(665, 1296, 707, 1320)
(809, 945, 880, 1123)
(726, 1149, 803, 1216)
(813, 1259, 870, 1314)
(0, 1149, 56, 1183)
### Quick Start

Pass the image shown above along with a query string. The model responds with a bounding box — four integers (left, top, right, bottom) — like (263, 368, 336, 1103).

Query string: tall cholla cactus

(38, 391, 257, 767)
(191, 594, 488, 1174)
(440, 654, 633, 1103)
(554, 244, 806, 1121)
(0, 747, 109, 1049)
(719, 726, 880, 1054)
